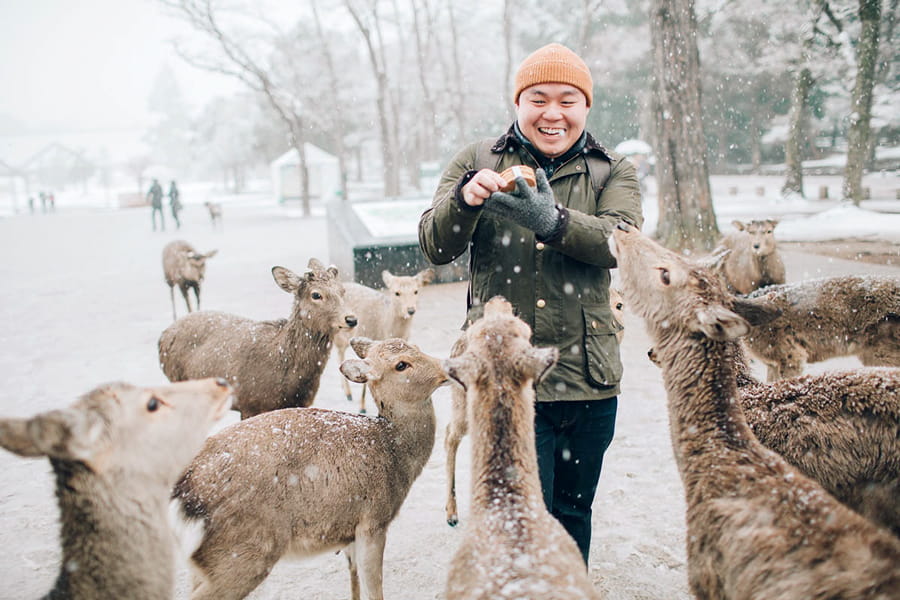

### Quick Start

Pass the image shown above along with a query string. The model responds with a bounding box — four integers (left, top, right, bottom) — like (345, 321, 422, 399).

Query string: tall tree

(649, 0, 717, 250)
(160, 0, 315, 216)
(345, 0, 402, 197)
(842, 0, 883, 204)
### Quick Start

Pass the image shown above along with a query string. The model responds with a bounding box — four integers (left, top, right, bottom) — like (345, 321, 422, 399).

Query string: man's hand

(461, 169, 507, 207)
(484, 168, 561, 239)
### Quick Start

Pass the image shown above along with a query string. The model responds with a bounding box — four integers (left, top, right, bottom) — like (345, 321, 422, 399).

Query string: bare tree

(345, 0, 402, 197)
(649, 0, 717, 250)
(842, 0, 883, 204)
(160, 0, 314, 216)
(310, 0, 350, 201)
(781, 1, 844, 197)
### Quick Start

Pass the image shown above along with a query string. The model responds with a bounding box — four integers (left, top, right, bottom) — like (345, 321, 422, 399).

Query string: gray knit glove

(485, 168, 561, 239)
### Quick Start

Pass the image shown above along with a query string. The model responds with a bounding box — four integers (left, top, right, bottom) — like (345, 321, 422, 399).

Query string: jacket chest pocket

(582, 304, 623, 388)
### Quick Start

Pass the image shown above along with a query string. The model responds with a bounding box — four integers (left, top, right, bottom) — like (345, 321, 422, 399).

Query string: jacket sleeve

(545, 156, 644, 267)
(418, 142, 485, 265)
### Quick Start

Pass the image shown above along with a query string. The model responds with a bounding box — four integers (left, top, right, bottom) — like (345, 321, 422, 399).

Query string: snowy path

(0, 201, 897, 599)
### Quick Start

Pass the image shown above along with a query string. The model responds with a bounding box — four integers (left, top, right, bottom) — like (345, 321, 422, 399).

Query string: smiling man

(419, 43, 643, 566)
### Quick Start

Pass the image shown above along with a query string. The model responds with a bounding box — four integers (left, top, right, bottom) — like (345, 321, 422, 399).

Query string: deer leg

(359, 383, 367, 414)
(180, 284, 193, 313)
(170, 286, 177, 321)
(444, 387, 468, 527)
(344, 542, 361, 600)
(338, 342, 354, 403)
(356, 529, 386, 600)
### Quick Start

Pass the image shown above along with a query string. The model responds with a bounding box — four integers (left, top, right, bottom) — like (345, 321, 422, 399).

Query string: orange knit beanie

(514, 43, 593, 107)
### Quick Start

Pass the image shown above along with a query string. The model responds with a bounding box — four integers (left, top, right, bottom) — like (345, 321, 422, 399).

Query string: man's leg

(550, 398, 618, 563)
(534, 402, 562, 512)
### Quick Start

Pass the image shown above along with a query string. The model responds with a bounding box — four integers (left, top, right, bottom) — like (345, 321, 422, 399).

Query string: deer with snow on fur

(334, 268, 435, 413)
(443, 297, 600, 600)
(442, 290, 624, 527)
(648, 339, 900, 538)
(713, 219, 785, 295)
(158, 258, 357, 419)
(162, 240, 218, 321)
(611, 222, 900, 599)
(0, 378, 233, 600)
(172, 336, 448, 600)
(742, 274, 900, 381)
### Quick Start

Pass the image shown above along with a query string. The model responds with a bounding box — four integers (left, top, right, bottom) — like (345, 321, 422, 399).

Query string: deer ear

(0, 409, 104, 463)
(350, 337, 374, 358)
(417, 268, 435, 285)
(731, 220, 746, 231)
(326, 265, 340, 279)
(204, 249, 218, 259)
(340, 359, 371, 384)
(307, 258, 325, 272)
(272, 266, 302, 293)
(731, 296, 782, 327)
(530, 347, 559, 384)
(695, 305, 749, 341)
(443, 355, 477, 390)
(381, 270, 394, 286)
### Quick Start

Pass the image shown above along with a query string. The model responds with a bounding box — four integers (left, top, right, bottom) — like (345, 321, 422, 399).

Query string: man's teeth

(539, 128, 564, 136)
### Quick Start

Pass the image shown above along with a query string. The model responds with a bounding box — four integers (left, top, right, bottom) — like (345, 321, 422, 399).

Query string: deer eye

(311, 291, 322, 300)
(395, 291, 401, 296)
(658, 268, 670, 285)
(615, 302, 624, 311)
(395, 361, 409, 372)
(146, 397, 160, 412)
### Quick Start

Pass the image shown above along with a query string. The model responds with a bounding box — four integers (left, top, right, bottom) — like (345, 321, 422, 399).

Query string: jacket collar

(491, 122, 614, 162)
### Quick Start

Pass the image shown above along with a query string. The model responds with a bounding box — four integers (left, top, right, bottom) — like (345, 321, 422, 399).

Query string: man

(418, 43, 643, 564)
(147, 178, 165, 232)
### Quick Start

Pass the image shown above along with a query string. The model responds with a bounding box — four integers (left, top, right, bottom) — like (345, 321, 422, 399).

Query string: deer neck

(653, 330, 758, 481)
(283, 307, 334, 358)
(49, 460, 173, 600)
(377, 398, 437, 476)
(468, 381, 543, 513)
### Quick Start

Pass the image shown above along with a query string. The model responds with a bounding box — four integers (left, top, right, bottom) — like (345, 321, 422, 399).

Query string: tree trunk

(649, 0, 718, 251)
(345, 0, 401, 197)
(311, 0, 350, 201)
(782, 67, 814, 197)
(842, 0, 882, 205)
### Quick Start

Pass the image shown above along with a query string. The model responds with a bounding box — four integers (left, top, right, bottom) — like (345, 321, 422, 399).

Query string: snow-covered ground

(0, 174, 898, 599)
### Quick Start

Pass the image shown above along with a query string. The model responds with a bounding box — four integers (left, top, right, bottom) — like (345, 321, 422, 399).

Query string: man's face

(515, 83, 590, 159)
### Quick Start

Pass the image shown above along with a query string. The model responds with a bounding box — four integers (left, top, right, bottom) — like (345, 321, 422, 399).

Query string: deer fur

(443, 297, 600, 600)
(649, 342, 900, 537)
(611, 223, 900, 599)
(162, 240, 218, 321)
(742, 275, 900, 381)
(714, 219, 785, 295)
(171, 336, 447, 600)
(334, 268, 435, 413)
(158, 258, 357, 419)
(443, 291, 624, 527)
(0, 379, 233, 600)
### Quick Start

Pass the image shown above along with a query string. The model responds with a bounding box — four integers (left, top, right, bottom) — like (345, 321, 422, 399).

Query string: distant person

(168, 180, 183, 229)
(27, 196, 35, 214)
(48, 192, 56, 212)
(39, 191, 47, 213)
(147, 178, 165, 231)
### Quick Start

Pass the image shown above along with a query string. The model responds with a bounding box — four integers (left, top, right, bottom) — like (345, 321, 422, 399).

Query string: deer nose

(215, 378, 229, 388)
(616, 222, 632, 232)
(345, 315, 358, 328)
(407, 307, 416, 316)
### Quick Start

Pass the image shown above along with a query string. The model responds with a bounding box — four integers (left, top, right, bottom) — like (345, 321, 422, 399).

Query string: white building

(270, 144, 340, 204)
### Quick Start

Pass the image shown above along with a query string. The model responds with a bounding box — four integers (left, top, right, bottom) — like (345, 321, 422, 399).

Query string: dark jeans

(152, 206, 165, 231)
(534, 397, 617, 564)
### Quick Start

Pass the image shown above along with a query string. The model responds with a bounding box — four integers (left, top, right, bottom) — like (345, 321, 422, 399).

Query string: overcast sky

(0, 0, 238, 134)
